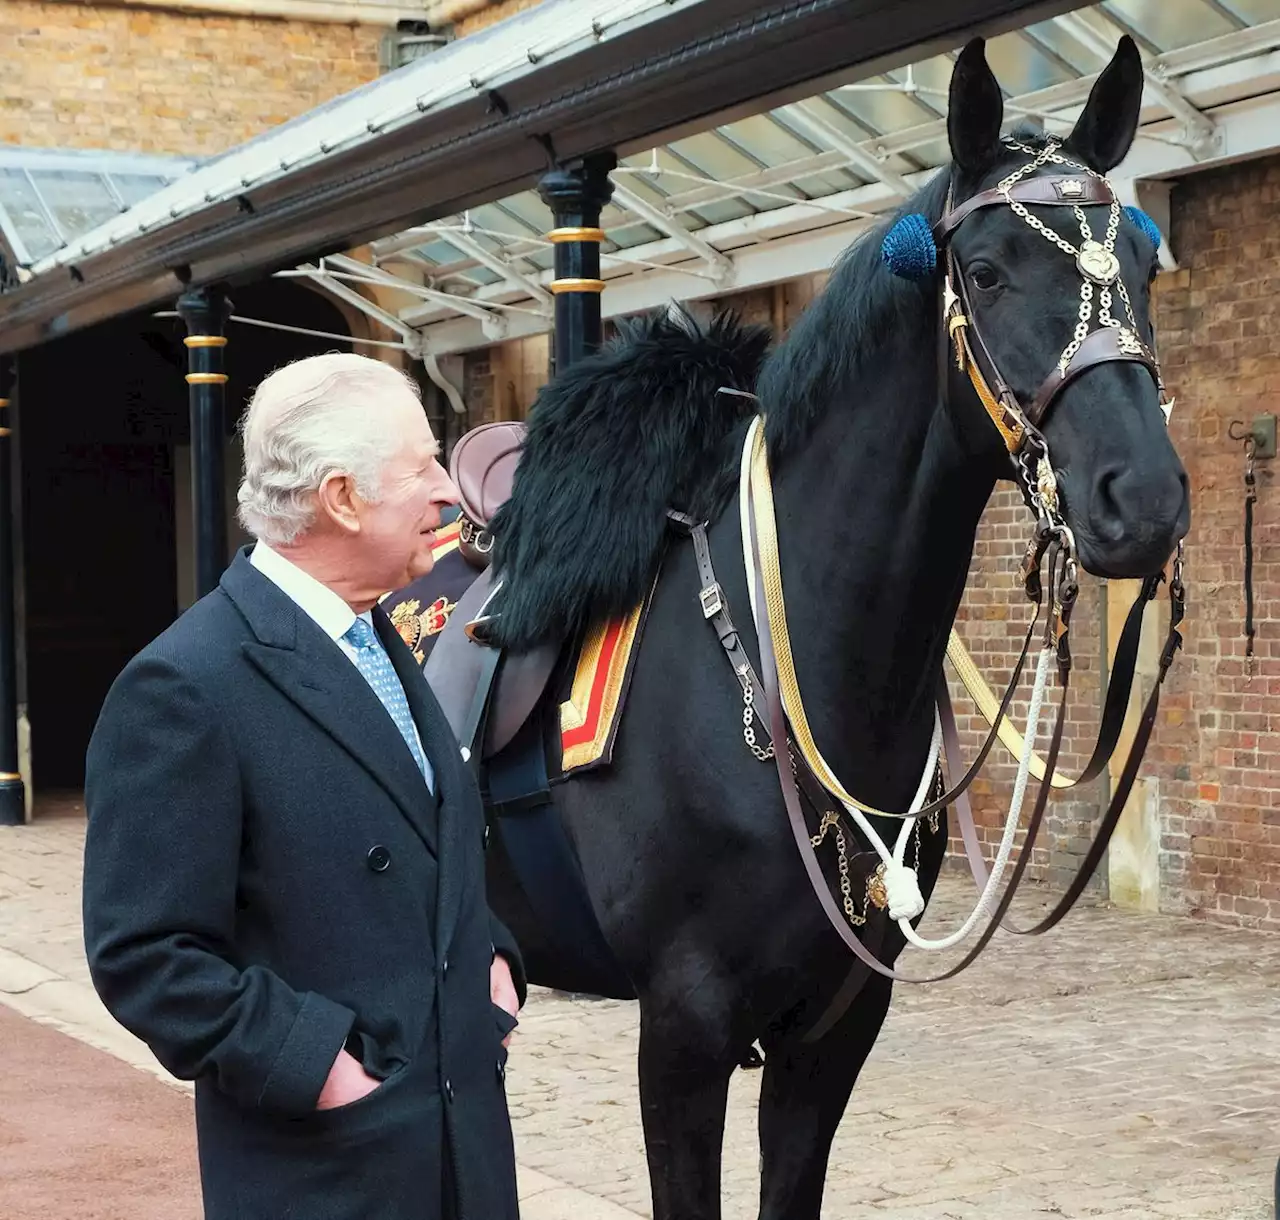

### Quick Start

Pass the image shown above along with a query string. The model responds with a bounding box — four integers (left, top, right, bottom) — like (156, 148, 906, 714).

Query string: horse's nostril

(1091, 466, 1127, 541)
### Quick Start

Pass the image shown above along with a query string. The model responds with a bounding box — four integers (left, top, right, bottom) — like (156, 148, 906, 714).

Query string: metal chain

(741, 678, 775, 761)
(810, 810, 867, 927)
(1002, 138, 1132, 373)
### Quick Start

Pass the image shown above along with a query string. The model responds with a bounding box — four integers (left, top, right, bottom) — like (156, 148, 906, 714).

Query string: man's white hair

(237, 352, 422, 545)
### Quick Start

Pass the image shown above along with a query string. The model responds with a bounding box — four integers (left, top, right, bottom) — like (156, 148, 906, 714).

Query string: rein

(688, 138, 1187, 988)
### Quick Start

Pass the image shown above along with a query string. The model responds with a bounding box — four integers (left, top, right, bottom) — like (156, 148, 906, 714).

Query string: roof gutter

(0, 0, 1085, 355)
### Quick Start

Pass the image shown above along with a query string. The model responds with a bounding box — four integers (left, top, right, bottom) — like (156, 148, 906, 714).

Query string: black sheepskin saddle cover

(487, 309, 772, 651)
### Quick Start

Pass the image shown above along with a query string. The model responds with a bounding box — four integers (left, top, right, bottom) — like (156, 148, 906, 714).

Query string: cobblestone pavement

(3, 799, 1278, 1219)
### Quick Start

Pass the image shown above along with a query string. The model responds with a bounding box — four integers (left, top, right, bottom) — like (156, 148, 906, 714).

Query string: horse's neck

(769, 332, 997, 808)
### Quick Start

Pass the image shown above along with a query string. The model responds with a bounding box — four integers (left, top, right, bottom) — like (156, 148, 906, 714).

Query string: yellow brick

(1, 0, 383, 157)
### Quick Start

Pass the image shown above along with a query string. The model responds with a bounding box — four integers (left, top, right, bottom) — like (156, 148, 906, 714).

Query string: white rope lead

(738, 416, 1054, 952)
(895, 644, 1051, 951)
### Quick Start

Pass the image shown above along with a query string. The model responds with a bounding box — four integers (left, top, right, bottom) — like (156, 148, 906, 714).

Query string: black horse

(477, 37, 1189, 1220)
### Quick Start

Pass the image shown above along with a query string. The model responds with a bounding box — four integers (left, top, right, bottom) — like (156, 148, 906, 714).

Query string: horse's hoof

(740, 1044, 765, 1070)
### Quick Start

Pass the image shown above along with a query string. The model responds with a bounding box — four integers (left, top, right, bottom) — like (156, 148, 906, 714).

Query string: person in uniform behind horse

(82, 352, 524, 1220)
(382, 504, 481, 667)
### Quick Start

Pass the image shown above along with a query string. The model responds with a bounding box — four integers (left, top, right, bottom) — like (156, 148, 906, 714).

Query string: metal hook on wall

(1229, 415, 1277, 459)
(1230, 416, 1275, 679)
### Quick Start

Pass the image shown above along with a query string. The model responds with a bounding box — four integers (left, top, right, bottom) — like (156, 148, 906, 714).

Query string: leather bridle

(935, 139, 1174, 556)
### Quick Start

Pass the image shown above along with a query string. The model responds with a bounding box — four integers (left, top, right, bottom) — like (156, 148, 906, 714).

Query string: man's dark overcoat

(83, 548, 524, 1220)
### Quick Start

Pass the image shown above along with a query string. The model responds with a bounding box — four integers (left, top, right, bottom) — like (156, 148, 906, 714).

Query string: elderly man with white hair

(83, 352, 524, 1220)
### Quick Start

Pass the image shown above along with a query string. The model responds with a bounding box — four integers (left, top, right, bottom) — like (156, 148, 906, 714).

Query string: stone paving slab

(3, 802, 1279, 1219)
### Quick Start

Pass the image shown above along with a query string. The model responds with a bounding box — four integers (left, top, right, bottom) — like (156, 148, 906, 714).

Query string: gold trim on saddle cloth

(560, 600, 646, 774)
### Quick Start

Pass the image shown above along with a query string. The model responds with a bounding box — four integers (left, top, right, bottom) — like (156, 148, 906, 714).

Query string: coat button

(483, 824, 491, 850)
(444, 1078, 455, 1103)
(367, 845, 391, 872)
(441, 953, 449, 978)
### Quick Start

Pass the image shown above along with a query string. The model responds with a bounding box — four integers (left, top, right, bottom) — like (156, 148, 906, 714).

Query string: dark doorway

(19, 278, 352, 792)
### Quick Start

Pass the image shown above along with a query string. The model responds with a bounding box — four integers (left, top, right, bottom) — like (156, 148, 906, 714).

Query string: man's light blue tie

(343, 617, 432, 790)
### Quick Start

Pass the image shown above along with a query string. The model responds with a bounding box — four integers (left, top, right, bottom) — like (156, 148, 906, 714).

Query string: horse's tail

(488, 306, 772, 651)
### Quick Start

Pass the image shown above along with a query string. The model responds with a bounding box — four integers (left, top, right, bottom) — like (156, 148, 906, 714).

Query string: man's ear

(316, 474, 361, 534)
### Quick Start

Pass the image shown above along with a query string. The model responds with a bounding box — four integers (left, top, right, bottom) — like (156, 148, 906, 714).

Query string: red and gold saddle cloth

(559, 597, 650, 776)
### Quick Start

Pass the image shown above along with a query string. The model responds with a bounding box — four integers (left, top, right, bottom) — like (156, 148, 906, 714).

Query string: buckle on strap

(700, 583, 725, 619)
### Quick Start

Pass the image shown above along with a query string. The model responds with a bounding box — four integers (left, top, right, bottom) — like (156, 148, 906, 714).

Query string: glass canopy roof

(0, 146, 194, 268)
(339, 0, 1279, 346)
(3, 0, 1278, 353)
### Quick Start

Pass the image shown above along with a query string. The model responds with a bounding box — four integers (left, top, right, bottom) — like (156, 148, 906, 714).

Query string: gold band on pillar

(186, 372, 229, 385)
(550, 278, 606, 295)
(0, 428, 11, 438)
(0, 771, 18, 781)
(184, 335, 229, 348)
(547, 227, 605, 244)
(0, 400, 9, 409)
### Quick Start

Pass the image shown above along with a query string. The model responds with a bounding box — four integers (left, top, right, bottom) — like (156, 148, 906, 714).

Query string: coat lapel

(374, 605, 473, 955)
(222, 552, 438, 854)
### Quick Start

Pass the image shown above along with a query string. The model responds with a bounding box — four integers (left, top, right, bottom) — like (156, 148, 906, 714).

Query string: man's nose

(436, 473, 460, 506)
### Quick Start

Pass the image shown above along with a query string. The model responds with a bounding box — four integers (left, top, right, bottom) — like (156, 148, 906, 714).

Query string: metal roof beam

(323, 253, 509, 338)
(656, 149, 851, 212)
(280, 264, 420, 342)
(607, 181, 733, 282)
(780, 100, 915, 196)
(406, 226, 554, 311)
(1054, 9, 1218, 156)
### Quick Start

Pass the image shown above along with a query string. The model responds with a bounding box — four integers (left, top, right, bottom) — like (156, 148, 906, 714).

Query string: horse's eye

(969, 263, 999, 292)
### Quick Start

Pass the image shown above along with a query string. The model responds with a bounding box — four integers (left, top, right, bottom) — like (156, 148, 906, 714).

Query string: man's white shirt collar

(249, 541, 369, 642)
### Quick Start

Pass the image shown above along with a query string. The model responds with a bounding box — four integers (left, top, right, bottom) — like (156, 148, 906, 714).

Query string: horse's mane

(487, 309, 770, 649)
(759, 166, 953, 461)
(487, 158, 968, 652)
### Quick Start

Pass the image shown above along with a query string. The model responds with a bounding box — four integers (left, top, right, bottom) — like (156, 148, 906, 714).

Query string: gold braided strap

(749, 424, 916, 819)
(748, 422, 1075, 809)
(945, 629, 1073, 789)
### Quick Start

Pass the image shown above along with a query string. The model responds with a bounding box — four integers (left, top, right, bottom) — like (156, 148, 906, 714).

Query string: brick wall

(0, 1, 382, 155)
(1142, 154, 1280, 929)
(453, 0, 542, 35)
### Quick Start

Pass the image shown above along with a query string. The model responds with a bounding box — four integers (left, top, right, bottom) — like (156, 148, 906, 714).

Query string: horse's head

(939, 36, 1189, 578)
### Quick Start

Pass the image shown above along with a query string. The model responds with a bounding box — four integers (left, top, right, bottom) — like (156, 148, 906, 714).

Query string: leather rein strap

(680, 482, 1175, 986)
(750, 496, 1185, 982)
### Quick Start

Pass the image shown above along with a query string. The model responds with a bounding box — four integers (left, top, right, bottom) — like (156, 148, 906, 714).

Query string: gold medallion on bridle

(1077, 240, 1120, 285)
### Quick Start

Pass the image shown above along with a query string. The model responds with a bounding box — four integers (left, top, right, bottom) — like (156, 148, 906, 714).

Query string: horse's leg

(756, 974, 894, 1220)
(637, 980, 746, 1220)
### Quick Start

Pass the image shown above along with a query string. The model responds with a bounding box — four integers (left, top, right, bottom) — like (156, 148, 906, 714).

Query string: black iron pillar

(0, 357, 23, 824)
(177, 287, 232, 599)
(538, 151, 617, 375)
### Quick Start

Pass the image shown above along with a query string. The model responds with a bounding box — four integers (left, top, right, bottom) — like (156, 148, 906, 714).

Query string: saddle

(428, 420, 552, 761)
(450, 421, 526, 570)
(429, 421, 637, 999)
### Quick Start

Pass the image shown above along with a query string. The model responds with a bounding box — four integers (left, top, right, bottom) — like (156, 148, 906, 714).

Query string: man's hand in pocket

(316, 1048, 380, 1111)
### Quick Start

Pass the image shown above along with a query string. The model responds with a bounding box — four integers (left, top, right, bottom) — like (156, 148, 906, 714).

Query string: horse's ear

(1064, 36, 1144, 171)
(948, 39, 1004, 177)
